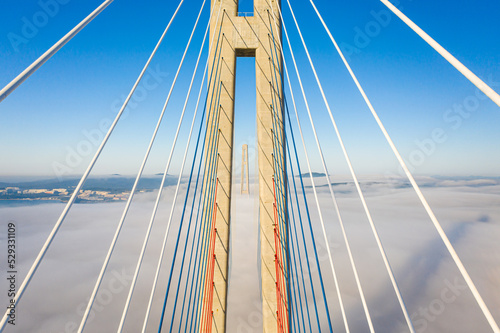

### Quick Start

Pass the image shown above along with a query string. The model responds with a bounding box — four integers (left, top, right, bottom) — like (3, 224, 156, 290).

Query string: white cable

(0, 1, 185, 331)
(281, 38, 332, 333)
(76, 0, 206, 331)
(380, 0, 500, 108)
(309, 1, 500, 332)
(138, 2, 223, 332)
(0, 0, 114, 103)
(287, 0, 415, 331)
(267, 4, 350, 332)
(116, 3, 219, 332)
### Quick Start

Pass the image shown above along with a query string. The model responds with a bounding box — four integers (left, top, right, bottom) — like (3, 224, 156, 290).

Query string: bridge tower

(241, 144, 250, 194)
(202, 0, 288, 332)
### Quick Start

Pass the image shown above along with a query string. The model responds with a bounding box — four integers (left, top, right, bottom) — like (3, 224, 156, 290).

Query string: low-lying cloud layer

(0, 176, 499, 332)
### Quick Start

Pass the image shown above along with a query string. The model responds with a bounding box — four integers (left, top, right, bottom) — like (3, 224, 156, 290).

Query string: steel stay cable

(267, 68, 287, 224)
(191, 101, 221, 330)
(266, 26, 297, 330)
(116, 3, 219, 332)
(285, 134, 314, 333)
(379, 0, 500, 108)
(176, 111, 213, 331)
(171, 8, 225, 328)
(160, 38, 224, 331)
(268, 76, 288, 274)
(189, 45, 224, 333)
(0, 1, 186, 330)
(268, 57, 292, 333)
(155, 64, 220, 333)
(0, 0, 114, 103)
(270, 3, 343, 331)
(272, 183, 285, 333)
(182, 57, 221, 325)
(268, 81, 288, 333)
(157, 62, 219, 333)
(284, 1, 384, 331)
(267, 32, 288, 274)
(177, 152, 206, 332)
(268, 12, 328, 331)
(287, 185, 309, 333)
(198, 173, 218, 332)
(268, 32, 296, 333)
(278, 158, 304, 332)
(173, 161, 204, 331)
(285, 175, 308, 333)
(266, 2, 333, 331)
(286, 105, 327, 332)
(193, 85, 223, 333)
(185, 94, 220, 332)
(284, 96, 324, 332)
(138, 10, 224, 333)
(309, 2, 500, 332)
(185, 45, 224, 333)
(184, 64, 224, 333)
(284, 95, 325, 332)
(157, 74, 221, 332)
(183, 182, 209, 331)
(157, 120, 202, 332)
(269, 66, 288, 260)
(200, 177, 219, 332)
(169, 23, 223, 327)
(77, 1, 207, 331)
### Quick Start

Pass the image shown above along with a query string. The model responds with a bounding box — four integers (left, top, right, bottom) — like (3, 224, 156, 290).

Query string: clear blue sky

(0, 0, 499, 178)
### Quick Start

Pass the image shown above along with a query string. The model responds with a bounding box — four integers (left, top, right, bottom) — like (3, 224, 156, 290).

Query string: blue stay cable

(283, 114, 311, 332)
(286, 175, 308, 333)
(190, 72, 223, 332)
(167, 99, 214, 332)
(183, 30, 225, 333)
(285, 98, 333, 332)
(185, 75, 223, 333)
(192, 85, 222, 333)
(174, 148, 205, 331)
(170, 14, 226, 332)
(157, 30, 224, 332)
(289, 195, 311, 332)
(269, 87, 295, 331)
(176, 81, 220, 332)
(268, 24, 300, 332)
(285, 133, 314, 332)
(267, 26, 298, 331)
(157, 79, 211, 333)
(181, 151, 211, 333)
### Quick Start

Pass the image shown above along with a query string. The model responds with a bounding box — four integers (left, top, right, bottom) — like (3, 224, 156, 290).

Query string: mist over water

(0, 176, 499, 332)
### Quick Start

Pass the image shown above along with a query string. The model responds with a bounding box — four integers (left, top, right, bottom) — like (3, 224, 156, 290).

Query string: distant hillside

(0, 175, 179, 192)
(298, 172, 326, 178)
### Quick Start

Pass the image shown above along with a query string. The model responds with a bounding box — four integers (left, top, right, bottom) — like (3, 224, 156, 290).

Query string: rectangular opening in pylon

(233, 56, 256, 186)
(226, 55, 260, 329)
(238, 0, 254, 16)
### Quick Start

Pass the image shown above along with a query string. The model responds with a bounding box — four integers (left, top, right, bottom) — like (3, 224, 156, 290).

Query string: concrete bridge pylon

(203, 0, 287, 332)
